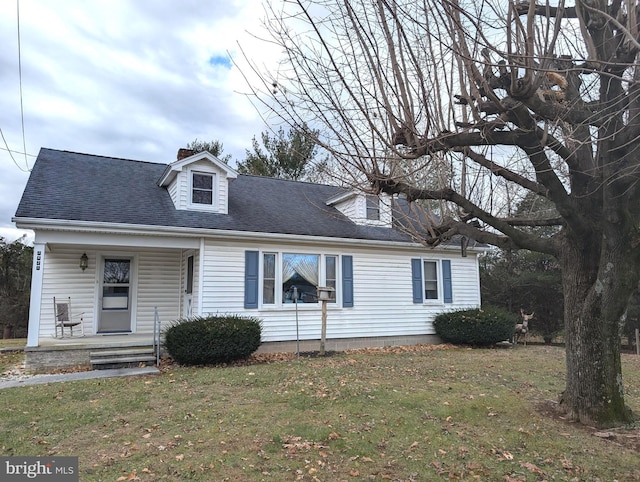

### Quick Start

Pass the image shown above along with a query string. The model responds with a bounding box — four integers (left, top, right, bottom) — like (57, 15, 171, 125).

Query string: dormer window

(158, 150, 237, 214)
(366, 195, 380, 221)
(191, 172, 215, 206)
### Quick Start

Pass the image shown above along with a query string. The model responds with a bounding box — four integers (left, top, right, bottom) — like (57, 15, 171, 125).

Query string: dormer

(327, 190, 393, 227)
(158, 149, 238, 214)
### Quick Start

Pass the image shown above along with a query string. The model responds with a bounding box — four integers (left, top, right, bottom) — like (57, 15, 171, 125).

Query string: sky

(0, 0, 279, 242)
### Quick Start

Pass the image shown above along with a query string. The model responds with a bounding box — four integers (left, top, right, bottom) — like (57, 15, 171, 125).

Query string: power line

(0, 127, 30, 172)
(16, 0, 29, 171)
(0, 144, 36, 158)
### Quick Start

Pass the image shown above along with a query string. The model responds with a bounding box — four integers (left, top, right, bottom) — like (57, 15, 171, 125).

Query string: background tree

(237, 124, 328, 181)
(480, 190, 564, 343)
(0, 236, 32, 338)
(244, 0, 640, 426)
(624, 288, 640, 351)
(186, 138, 232, 164)
(481, 249, 564, 344)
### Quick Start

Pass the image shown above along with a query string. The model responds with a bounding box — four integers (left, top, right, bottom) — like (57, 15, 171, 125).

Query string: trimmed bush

(433, 307, 516, 346)
(164, 314, 262, 365)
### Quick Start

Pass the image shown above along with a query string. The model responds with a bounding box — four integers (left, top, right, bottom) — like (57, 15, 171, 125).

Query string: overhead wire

(16, 0, 29, 171)
(0, 128, 30, 172)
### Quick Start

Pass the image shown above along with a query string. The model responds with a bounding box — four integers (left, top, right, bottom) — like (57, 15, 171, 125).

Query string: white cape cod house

(13, 148, 483, 371)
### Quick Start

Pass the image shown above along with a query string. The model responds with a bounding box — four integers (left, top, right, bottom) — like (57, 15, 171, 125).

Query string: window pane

(425, 281, 438, 299)
(104, 259, 130, 284)
(424, 261, 438, 299)
(283, 253, 319, 303)
(366, 195, 380, 220)
(193, 173, 213, 189)
(326, 256, 336, 280)
(263, 280, 275, 304)
(264, 253, 275, 278)
(424, 261, 437, 280)
(186, 256, 194, 294)
(263, 254, 275, 305)
(192, 189, 213, 205)
(326, 256, 337, 303)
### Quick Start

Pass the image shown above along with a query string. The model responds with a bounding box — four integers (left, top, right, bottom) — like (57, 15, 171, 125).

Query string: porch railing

(153, 306, 161, 367)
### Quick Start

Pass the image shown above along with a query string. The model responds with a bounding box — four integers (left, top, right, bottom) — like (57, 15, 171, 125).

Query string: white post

(26, 243, 46, 347)
(320, 299, 327, 356)
(635, 329, 639, 356)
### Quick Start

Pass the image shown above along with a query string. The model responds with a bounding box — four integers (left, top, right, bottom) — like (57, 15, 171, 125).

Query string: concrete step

(90, 346, 157, 369)
(90, 348, 154, 358)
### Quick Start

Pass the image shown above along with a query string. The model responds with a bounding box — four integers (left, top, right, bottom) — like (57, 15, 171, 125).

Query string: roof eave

(13, 216, 484, 253)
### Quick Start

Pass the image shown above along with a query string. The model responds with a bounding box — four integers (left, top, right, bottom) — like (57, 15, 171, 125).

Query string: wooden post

(320, 300, 327, 356)
(636, 329, 639, 356)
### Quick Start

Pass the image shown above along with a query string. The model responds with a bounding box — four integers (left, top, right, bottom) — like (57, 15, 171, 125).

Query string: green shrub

(164, 314, 262, 365)
(433, 307, 516, 346)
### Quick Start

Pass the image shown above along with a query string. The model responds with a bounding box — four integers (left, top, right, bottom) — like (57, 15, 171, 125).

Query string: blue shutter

(342, 255, 354, 307)
(411, 258, 423, 303)
(244, 251, 259, 309)
(442, 259, 453, 303)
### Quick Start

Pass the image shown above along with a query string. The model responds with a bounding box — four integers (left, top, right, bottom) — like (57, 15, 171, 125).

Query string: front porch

(26, 334, 159, 373)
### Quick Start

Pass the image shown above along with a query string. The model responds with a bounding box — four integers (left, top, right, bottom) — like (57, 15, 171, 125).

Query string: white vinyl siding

(38, 247, 181, 337)
(39, 248, 98, 338)
(136, 249, 181, 331)
(199, 240, 481, 343)
(33, 238, 479, 345)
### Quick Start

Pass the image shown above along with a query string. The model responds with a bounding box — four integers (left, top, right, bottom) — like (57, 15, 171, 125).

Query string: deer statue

(513, 309, 534, 345)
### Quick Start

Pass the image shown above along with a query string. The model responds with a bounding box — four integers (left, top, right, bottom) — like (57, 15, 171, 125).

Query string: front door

(99, 258, 132, 333)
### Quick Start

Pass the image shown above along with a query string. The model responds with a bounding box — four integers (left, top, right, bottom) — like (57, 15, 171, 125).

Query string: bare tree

(242, 0, 640, 427)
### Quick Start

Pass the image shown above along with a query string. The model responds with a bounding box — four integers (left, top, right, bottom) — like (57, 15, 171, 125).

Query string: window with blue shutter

(342, 255, 354, 307)
(244, 251, 259, 309)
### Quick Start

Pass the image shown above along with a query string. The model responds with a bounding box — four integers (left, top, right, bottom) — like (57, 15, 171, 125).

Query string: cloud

(0, 0, 279, 237)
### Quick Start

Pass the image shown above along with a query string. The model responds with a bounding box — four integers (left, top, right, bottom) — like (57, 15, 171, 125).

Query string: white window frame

(259, 251, 340, 308)
(188, 169, 217, 210)
(422, 259, 443, 303)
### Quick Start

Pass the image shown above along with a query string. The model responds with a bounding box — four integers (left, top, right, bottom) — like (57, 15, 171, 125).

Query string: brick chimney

(177, 148, 195, 161)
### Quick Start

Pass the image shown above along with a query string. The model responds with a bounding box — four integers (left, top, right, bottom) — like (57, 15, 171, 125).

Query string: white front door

(99, 257, 133, 333)
(183, 255, 194, 318)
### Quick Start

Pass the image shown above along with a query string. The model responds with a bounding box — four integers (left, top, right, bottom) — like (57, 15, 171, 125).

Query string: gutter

(13, 216, 482, 253)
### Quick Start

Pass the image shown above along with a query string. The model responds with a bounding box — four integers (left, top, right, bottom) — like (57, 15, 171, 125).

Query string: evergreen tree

(186, 138, 232, 164)
(237, 125, 322, 181)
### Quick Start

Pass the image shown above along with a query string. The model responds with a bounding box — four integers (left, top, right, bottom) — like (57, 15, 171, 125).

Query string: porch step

(90, 347, 157, 370)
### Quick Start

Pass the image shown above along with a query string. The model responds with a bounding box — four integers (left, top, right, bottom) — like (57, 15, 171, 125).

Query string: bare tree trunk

(560, 227, 635, 426)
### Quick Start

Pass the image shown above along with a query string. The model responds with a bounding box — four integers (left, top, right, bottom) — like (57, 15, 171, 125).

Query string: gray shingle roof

(15, 148, 415, 243)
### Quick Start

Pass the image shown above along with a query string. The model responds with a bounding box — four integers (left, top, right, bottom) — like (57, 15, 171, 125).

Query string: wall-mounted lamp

(80, 253, 88, 271)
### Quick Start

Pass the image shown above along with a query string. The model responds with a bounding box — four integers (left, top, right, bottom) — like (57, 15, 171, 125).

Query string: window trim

(188, 169, 217, 210)
(412, 257, 452, 304)
(258, 251, 342, 308)
(422, 259, 441, 301)
(365, 195, 380, 221)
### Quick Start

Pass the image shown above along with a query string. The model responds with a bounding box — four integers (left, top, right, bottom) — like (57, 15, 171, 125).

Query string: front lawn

(2, 345, 639, 481)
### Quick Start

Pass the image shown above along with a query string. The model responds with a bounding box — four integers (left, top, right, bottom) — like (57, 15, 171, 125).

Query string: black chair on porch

(53, 297, 85, 338)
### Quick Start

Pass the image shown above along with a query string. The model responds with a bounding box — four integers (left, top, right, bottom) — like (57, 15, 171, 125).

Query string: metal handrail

(153, 307, 160, 366)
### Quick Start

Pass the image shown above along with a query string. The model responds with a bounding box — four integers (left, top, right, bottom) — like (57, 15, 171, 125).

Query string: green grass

(0, 337, 26, 349)
(1, 345, 639, 481)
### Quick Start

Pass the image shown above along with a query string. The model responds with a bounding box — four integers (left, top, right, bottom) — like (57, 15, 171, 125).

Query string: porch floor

(34, 334, 155, 351)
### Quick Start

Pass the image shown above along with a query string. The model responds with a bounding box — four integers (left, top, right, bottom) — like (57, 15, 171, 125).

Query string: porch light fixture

(80, 253, 88, 271)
